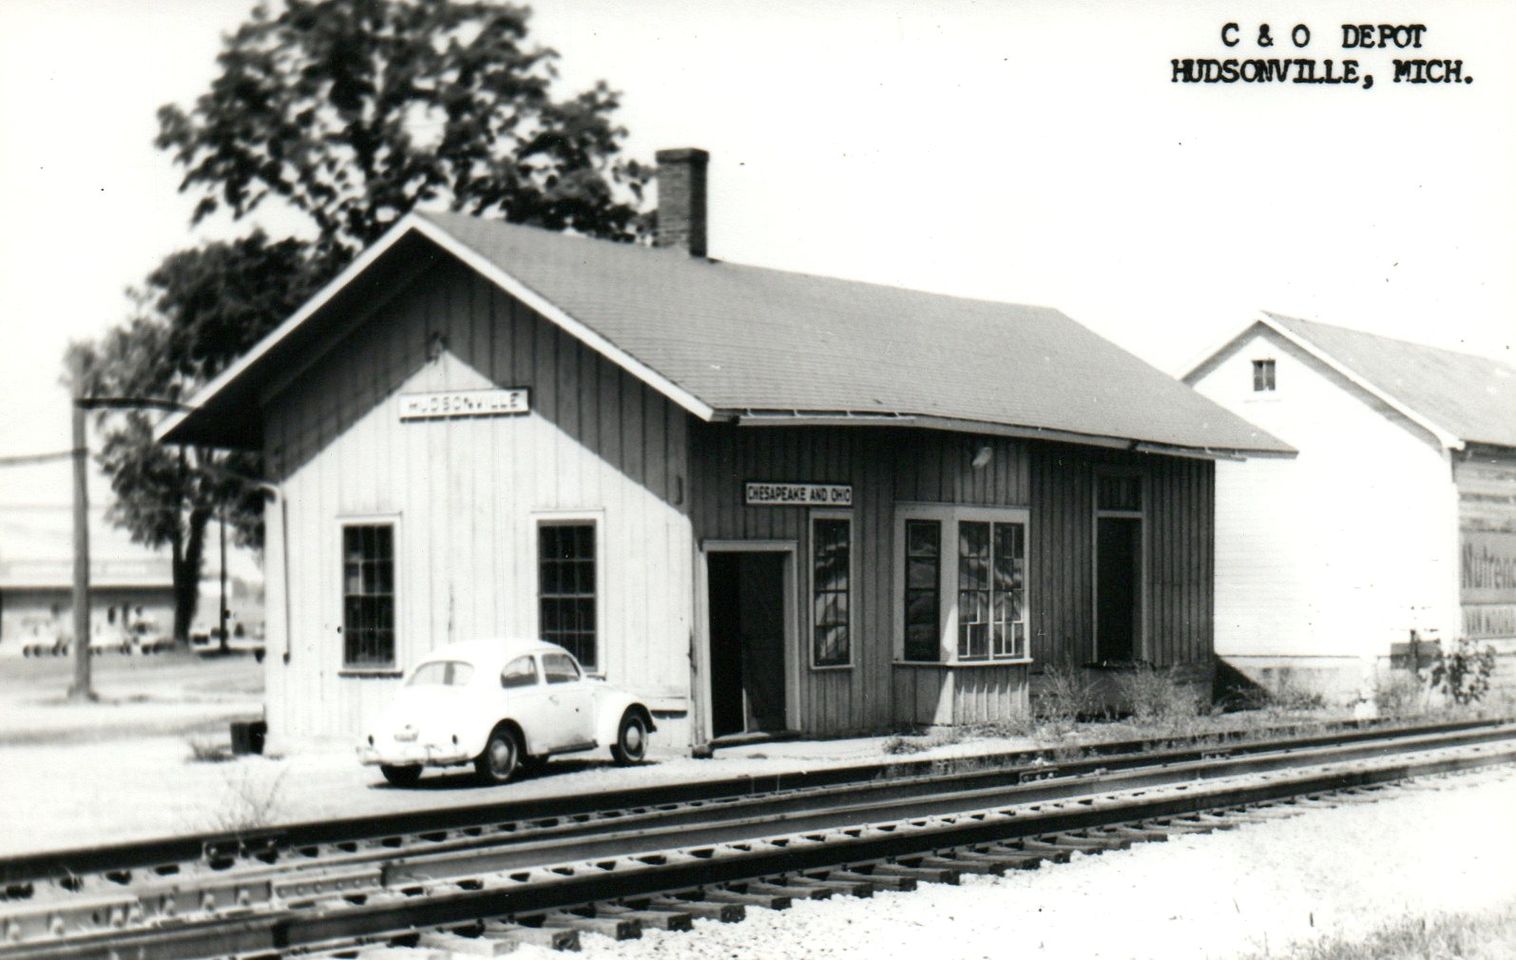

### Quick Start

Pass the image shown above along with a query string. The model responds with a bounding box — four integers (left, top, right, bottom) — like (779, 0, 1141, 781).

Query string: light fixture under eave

(971, 445, 993, 470)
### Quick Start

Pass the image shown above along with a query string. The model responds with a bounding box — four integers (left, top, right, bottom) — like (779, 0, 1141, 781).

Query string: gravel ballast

(540, 768, 1516, 960)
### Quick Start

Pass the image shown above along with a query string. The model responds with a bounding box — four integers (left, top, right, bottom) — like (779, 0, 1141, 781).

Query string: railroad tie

(539, 910, 642, 940)
(915, 855, 1003, 876)
(479, 921, 580, 951)
(1150, 818, 1221, 835)
(828, 869, 917, 891)
(1007, 839, 1074, 863)
(868, 862, 960, 885)
(783, 875, 875, 898)
(700, 888, 793, 911)
(649, 896, 746, 922)
(596, 903, 695, 931)
(1102, 824, 1170, 843)
(416, 930, 519, 956)
(944, 849, 1043, 873)
(747, 880, 832, 901)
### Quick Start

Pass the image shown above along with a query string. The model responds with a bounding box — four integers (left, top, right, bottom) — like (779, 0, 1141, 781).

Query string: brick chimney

(654, 148, 709, 257)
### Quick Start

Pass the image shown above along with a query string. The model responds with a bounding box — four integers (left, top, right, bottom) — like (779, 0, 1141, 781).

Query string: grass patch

(186, 735, 235, 764)
(1237, 901, 1516, 959)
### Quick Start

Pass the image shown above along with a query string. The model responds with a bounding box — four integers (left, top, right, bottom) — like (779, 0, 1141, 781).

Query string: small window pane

(903, 520, 942, 662)
(543, 652, 581, 684)
(408, 661, 474, 687)
(343, 524, 395, 667)
(812, 517, 851, 666)
(501, 655, 538, 689)
(539, 523, 596, 668)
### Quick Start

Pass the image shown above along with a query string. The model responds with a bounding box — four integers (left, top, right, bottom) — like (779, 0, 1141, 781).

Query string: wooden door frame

(694, 539, 800, 742)
(1091, 469, 1149, 663)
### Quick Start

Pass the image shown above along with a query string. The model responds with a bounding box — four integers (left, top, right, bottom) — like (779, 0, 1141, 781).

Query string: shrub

(1428, 637, 1497, 705)
(1113, 664, 1203, 724)
(1375, 671, 1425, 718)
(1037, 662, 1093, 722)
(881, 735, 931, 756)
(186, 735, 234, 764)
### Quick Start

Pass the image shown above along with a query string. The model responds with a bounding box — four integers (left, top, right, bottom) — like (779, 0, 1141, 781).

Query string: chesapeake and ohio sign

(399, 388, 529, 421)
(745, 482, 853, 507)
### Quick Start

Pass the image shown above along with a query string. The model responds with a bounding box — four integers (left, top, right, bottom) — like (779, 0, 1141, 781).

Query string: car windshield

(407, 660, 475, 687)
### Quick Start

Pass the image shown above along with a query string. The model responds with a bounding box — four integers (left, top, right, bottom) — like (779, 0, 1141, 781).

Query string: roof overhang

(156, 212, 717, 449)
(1183, 312, 1465, 452)
(732, 409, 1292, 460)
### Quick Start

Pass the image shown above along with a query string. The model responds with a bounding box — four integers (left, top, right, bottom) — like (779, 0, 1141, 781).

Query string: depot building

(159, 149, 1290, 752)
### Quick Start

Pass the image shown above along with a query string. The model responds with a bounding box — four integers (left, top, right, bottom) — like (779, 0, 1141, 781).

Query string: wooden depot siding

(689, 428, 1216, 735)
(261, 259, 695, 744)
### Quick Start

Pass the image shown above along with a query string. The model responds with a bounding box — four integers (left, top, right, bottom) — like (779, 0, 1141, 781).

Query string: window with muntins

(903, 519, 942, 662)
(538, 523, 597, 669)
(1252, 358, 1276, 392)
(957, 521, 1026, 659)
(812, 516, 851, 666)
(342, 524, 395, 667)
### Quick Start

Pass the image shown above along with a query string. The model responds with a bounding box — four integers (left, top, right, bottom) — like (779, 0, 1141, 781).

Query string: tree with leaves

(78, 0, 649, 644)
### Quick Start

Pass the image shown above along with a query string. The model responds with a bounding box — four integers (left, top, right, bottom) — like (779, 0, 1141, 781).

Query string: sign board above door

(399, 388, 529, 421)
(745, 482, 853, 507)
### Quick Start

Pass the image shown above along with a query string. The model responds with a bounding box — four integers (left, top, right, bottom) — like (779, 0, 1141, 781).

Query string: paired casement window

(1252, 358, 1276, 392)
(811, 514, 853, 667)
(897, 508, 1029, 663)
(342, 523, 396, 668)
(538, 522, 598, 669)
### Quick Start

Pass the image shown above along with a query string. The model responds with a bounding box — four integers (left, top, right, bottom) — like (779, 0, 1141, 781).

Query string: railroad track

(3, 719, 1514, 959)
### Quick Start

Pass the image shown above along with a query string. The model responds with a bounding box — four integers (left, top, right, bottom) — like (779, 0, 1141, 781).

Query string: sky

(0, 0, 1512, 518)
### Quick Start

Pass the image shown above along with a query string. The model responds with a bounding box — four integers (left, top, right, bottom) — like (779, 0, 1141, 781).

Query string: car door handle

(549, 694, 560, 705)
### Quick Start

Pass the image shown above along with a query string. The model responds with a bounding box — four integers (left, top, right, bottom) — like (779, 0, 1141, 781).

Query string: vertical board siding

(264, 259, 694, 746)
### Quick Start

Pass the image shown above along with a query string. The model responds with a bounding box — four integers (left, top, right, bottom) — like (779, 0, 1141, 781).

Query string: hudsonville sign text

(399, 388, 530, 421)
(1172, 22, 1472, 89)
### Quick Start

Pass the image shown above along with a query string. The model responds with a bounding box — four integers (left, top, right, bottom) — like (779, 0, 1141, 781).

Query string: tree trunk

(171, 508, 210, 646)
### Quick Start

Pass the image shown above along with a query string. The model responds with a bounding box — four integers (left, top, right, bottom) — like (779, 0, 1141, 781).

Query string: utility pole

(219, 508, 229, 652)
(68, 358, 94, 702)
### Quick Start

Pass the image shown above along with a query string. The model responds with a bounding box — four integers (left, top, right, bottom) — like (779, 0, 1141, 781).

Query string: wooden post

(68, 362, 94, 702)
(219, 508, 229, 651)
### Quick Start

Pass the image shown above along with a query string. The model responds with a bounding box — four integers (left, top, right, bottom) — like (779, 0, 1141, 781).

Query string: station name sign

(745, 482, 853, 507)
(399, 388, 529, 421)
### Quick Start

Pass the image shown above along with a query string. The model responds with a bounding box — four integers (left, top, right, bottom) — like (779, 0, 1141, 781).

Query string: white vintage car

(358, 639, 655, 786)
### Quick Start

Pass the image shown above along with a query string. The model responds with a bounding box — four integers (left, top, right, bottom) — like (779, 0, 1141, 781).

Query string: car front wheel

(475, 725, 521, 785)
(380, 764, 422, 788)
(611, 709, 648, 765)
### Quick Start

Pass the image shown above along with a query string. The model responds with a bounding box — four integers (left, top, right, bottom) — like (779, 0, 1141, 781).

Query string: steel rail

(7, 717, 1510, 909)
(1, 715, 1500, 890)
(4, 737, 1513, 960)
(2, 721, 1516, 952)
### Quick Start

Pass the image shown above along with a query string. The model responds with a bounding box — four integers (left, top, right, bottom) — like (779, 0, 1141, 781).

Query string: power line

(0, 449, 80, 467)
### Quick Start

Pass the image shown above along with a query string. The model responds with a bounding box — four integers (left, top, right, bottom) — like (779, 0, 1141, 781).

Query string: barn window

(897, 508, 1029, 663)
(342, 524, 395, 668)
(1252, 358, 1276, 391)
(811, 514, 852, 667)
(538, 522, 597, 669)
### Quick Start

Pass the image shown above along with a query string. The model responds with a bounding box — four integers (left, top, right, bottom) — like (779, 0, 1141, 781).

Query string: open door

(1096, 516, 1142, 662)
(706, 551, 787, 738)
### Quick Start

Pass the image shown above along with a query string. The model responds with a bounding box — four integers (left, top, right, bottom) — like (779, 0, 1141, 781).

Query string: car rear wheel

(611, 709, 648, 765)
(380, 764, 422, 788)
(475, 725, 521, 785)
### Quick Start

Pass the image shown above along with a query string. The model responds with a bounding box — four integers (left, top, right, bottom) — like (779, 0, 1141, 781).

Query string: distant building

(1185, 312, 1516, 699)
(0, 506, 175, 650)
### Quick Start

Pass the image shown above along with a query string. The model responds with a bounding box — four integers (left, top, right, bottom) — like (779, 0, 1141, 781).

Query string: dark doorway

(706, 551, 787, 738)
(1096, 517, 1142, 662)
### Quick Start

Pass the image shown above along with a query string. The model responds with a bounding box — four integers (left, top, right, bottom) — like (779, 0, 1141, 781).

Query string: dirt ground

(0, 651, 1055, 857)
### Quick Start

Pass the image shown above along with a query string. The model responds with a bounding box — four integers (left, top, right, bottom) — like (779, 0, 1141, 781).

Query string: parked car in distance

(358, 639, 656, 787)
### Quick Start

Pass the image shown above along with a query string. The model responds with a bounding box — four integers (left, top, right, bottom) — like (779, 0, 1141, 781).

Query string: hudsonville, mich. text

(1171, 22, 1472, 90)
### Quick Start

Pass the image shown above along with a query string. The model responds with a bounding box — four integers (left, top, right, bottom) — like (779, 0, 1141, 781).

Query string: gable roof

(1186, 311, 1516, 450)
(157, 211, 1292, 457)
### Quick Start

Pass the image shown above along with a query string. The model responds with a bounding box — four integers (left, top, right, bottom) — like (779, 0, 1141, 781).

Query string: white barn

(1185, 312, 1516, 700)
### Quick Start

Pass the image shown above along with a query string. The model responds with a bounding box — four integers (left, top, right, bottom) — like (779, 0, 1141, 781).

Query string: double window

(538, 522, 597, 669)
(1252, 358, 1276, 392)
(342, 523, 396, 668)
(896, 507, 1029, 663)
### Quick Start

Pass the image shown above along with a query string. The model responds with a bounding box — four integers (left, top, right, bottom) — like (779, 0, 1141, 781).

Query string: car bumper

(357, 743, 473, 767)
